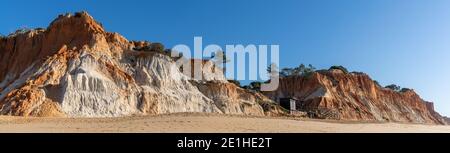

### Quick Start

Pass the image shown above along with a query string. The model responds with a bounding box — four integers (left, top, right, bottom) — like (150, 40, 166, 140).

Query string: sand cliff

(264, 69, 446, 124)
(0, 12, 446, 124)
(0, 12, 280, 117)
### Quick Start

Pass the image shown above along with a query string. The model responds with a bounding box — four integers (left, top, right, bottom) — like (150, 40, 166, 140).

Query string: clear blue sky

(1, 0, 449, 116)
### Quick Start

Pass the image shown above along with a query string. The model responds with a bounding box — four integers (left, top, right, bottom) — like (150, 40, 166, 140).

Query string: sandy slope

(0, 113, 449, 133)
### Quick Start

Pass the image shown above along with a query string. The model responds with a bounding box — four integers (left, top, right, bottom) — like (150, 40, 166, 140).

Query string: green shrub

(246, 81, 262, 91)
(250, 82, 261, 91)
(228, 80, 241, 87)
(329, 65, 349, 73)
(280, 68, 294, 77)
(351, 71, 365, 75)
(315, 69, 329, 74)
(164, 49, 172, 54)
(279, 64, 316, 77)
(35, 27, 46, 31)
(385, 84, 401, 92)
(149, 42, 165, 53)
(400, 88, 412, 92)
(133, 42, 165, 53)
(242, 85, 251, 90)
(74, 11, 86, 18)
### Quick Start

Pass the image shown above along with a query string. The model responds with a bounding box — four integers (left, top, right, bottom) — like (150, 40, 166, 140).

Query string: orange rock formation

(264, 69, 446, 124)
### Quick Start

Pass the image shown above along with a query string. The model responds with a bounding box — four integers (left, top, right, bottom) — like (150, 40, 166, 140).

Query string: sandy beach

(0, 113, 449, 133)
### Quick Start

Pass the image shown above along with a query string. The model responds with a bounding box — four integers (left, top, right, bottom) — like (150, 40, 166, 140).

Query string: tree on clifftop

(385, 84, 401, 92)
(279, 64, 316, 77)
(242, 81, 262, 91)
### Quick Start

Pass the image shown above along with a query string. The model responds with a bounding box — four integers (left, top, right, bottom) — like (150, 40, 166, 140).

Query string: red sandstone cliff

(264, 69, 446, 124)
(0, 12, 129, 85)
(0, 11, 445, 124)
(0, 12, 283, 117)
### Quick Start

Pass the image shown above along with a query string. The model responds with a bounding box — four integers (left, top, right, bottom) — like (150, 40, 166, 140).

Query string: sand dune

(0, 113, 449, 133)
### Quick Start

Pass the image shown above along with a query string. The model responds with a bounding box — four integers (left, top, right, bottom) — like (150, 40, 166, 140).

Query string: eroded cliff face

(0, 12, 444, 124)
(193, 81, 286, 116)
(264, 69, 446, 124)
(0, 12, 283, 117)
(444, 117, 450, 124)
